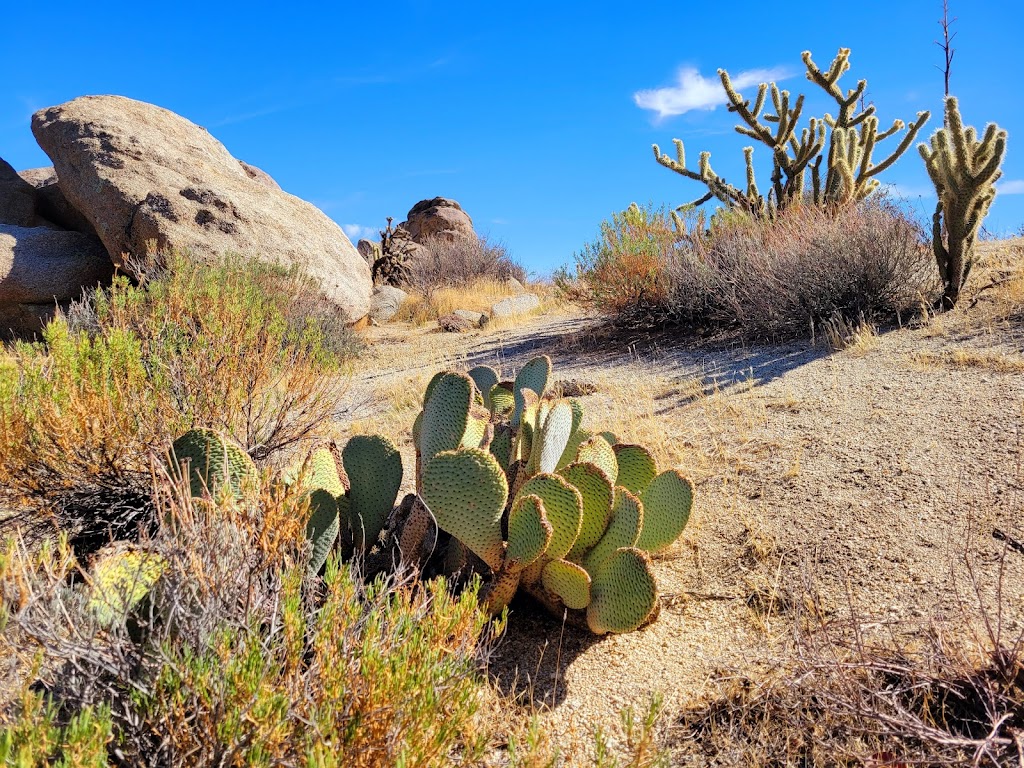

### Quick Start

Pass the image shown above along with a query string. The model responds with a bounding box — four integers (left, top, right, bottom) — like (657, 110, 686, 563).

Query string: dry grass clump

(0, 252, 355, 552)
(395, 277, 523, 325)
(559, 199, 936, 340)
(675, 550, 1024, 767)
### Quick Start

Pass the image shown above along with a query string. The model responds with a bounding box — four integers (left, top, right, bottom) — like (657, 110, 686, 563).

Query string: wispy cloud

(209, 103, 298, 128)
(998, 179, 1024, 195)
(342, 224, 378, 241)
(634, 66, 792, 120)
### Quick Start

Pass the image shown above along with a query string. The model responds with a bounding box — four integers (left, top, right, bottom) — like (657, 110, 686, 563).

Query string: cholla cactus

(919, 96, 1008, 308)
(653, 47, 929, 218)
(372, 217, 413, 287)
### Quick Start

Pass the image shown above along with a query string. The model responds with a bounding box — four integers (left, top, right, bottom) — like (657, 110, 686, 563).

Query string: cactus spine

(653, 48, 929, 218)
(919, 96, 1008, 308)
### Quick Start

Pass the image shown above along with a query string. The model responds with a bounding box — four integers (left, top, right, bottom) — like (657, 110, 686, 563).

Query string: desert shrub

(0, 472, 498, 767)
(560, 199, 935, 340)
(555, 203, 677, 324)
(670, 198, 936, 339)
(406, 234, 526, 296)
(0, 467, 671, 766)
(0, 253, 356, 548)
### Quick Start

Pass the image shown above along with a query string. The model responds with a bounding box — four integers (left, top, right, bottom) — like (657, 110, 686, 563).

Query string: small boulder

(369, 285, 407, 324)
(451, 309, 488, 328)
(505, 276, 527, 294)
(437, 313, 475, 333)
(31, 95, 372, 322)
(401, 197, 475, 244)
(0, 223, 114, 333)
(490, 293, 541, 319)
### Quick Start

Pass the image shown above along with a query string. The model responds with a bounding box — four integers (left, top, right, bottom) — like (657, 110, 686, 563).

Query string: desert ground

(337, 248, 1023, 760)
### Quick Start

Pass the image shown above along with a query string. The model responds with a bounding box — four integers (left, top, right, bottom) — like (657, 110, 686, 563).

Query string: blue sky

(2, 1, 1022, 276)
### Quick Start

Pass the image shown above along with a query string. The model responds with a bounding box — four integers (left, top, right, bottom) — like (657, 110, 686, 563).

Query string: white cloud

(634, 66, 793, 120)
(997, 179, 1024, 195)
(342, 224, 378, 241)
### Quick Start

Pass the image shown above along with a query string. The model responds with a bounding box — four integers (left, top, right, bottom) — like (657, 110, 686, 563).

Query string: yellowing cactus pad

(541, 558, 592, 610)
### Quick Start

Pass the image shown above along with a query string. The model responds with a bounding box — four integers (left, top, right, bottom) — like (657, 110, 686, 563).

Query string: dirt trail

(346, 307, 1024, 756)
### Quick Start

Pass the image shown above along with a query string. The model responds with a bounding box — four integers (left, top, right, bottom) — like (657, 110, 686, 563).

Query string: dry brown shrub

(406, 234, 526, 297)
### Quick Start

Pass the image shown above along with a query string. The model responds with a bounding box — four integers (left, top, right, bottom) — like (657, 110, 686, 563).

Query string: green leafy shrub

(0, 253, 356, 549)
(555, 203, 678, 324)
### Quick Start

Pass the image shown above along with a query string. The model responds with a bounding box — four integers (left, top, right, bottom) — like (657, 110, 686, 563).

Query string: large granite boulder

(0, 158, 41, 227)
(18, 166, 98, 235)
(0, 223, 114, 333)
(401, 197, 475, 244)
(31, 96, 371, 321)
(369, 285, 407, 324)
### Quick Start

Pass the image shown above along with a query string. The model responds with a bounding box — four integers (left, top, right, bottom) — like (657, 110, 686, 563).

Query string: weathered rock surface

(18, 166, 98, 235)
(437, 312, 475, 332)
(505, 276, 527, 294)
(451, 309, 488, 328)
(369, 285, 407, 324)
(0, 158, 41, 227)
(357, 238, 380, 263)
(401, 197, 475, 244)
(0, 223, 114, 332)
(31, 95, 371, 321)
(490, 293, 541, 318)
(238, 161, 280, 190)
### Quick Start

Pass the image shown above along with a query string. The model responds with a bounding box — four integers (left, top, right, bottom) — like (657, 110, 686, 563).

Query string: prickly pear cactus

(404, 354, 697, 634)
(168, 429, 258, 501)
(88, 543, 166, 628)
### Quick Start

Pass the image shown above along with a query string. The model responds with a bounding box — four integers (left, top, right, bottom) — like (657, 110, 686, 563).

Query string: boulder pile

(1, 95, 372, 334)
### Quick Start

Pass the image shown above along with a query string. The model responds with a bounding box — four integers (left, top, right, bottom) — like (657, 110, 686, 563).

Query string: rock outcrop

(18, 166, 98, 235)
(0, 158, 41, 227)
(369, 285, 407, 324)
(490, 293, 541, 319)
(401, 197, 475, 244)
(31, 95, 371, 321)
(0, 223, 114, 333)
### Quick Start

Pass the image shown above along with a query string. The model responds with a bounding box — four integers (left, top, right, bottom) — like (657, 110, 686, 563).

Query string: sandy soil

(343, 290, 1024, 761)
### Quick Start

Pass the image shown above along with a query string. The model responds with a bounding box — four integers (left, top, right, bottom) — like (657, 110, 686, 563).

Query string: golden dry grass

(911, 347, 1024, 373)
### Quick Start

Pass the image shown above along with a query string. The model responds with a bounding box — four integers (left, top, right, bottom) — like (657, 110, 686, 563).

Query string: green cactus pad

(517, 474, 583, 568)
(301, 446, 347, 496)
(517, 414, 534, 464)
(560, 462, 615, 561)
(423, 370, 446, 405)
(613, 444, 658, 496)
(505, 494, 553, 569)
(511, 356, 551, 427)
(541, 558, 592, 610)
(636, 470, 695, 553)
(420, 448, 509, 571)
(306, 489, 340, 575)
(342, 435, 403, 550)
(419, 372, 474, 464)
(586, 547, 658, 634)
(583, 487, 643, 576)
(489, 384, 515, 419)
(467, 366, 500, 410)
(462, 402, 492, 450)
(169, 429, 257, 500)
(525, 399, 573, 477)
(557, 427, 592, 472)
(575, 435, 618, 486)
(88, 544, 166, 627)
(489, 424, 514, 472)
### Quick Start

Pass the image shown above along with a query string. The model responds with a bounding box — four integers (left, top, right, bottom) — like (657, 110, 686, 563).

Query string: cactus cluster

(160, 358, 694, 636)
(653, 47, 929, 220)
(406, 355, 695, 634)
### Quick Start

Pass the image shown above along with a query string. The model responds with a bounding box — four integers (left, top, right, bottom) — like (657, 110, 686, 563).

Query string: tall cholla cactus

(919, 96, 1008, 309)
(653, 47, 929, 218)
